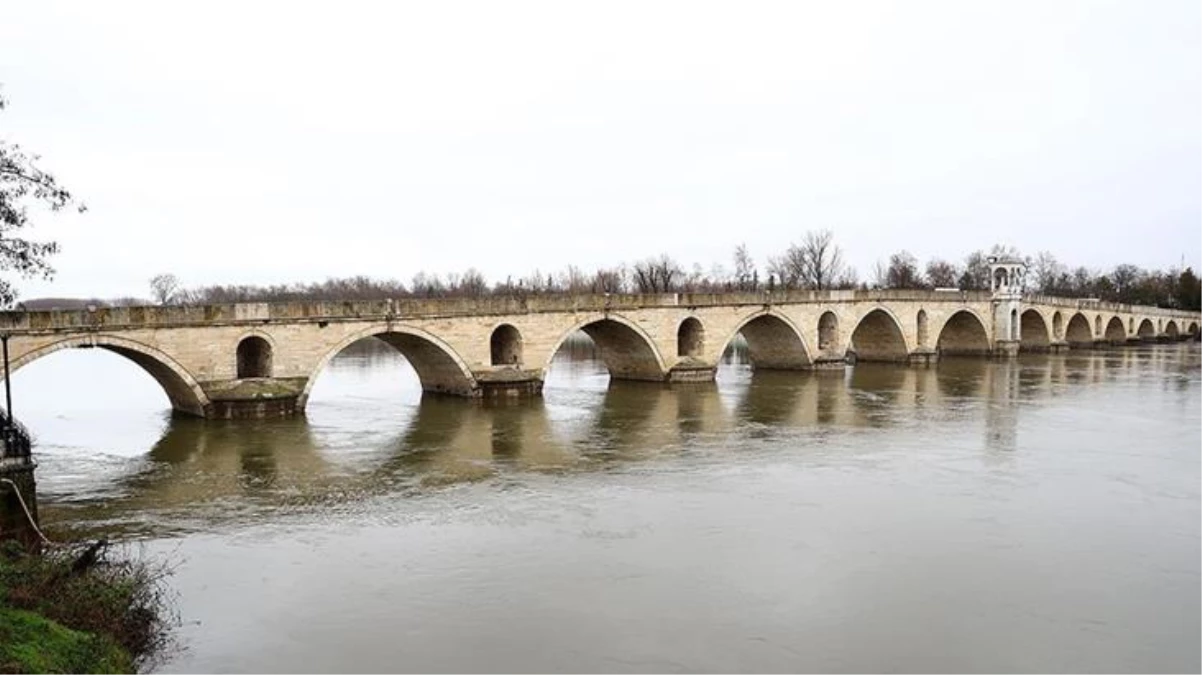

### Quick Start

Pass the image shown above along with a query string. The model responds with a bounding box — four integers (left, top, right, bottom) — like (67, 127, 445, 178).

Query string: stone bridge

(0, 285, 1197, 419)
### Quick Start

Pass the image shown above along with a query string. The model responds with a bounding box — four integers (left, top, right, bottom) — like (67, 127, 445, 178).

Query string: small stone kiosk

(989, 255, 1027, 358)
(0, 426, 38, 547)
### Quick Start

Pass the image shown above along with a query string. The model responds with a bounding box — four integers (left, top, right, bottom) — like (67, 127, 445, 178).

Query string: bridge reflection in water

(20, 335, 1201, 539)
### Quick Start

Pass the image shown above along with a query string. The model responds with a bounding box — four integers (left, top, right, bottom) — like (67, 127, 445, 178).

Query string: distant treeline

(19, 231, 1202, 312)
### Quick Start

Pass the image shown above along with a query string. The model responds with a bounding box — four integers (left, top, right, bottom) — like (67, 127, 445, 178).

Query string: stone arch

(935, 310, 990, 355)
(6, 335, 210, 417)
(916, 309, 929, 348)
(1010, 308, 1019, 340)
(545, 313, 668, 381)
(299, 324, 479, 408)
(1065, 313, 1093, 346)
(818, 311, 839, 351)
(1189, 321, 1199, 336)
(1020, 309, 1051, 350)
(993, 268, 1008, 290)
(1137, 319, 1155, 341)
(717, 310, 812, 370)
(236, 335, 273, 378)
(1104, 316, 1125, 344)
(490, 323, 523, 366)
(677, 317, 705, 358)
(1052, 311, 1064, 340)
(849, 308, 909, 362)
(1094, 315, 1102, 337)
(1127, 318, 1134, 334)
(1165, 320, 1179, 338)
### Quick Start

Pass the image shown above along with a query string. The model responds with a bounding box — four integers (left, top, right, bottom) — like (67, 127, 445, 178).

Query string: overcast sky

(2, 0, 1199, 300)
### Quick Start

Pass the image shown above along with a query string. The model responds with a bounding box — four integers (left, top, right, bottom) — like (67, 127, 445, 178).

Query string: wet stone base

(478, 378, 545, 400)
(0, 460, 39, 547)
(207, 396, 300, 419)
(666, 365, 717, 383)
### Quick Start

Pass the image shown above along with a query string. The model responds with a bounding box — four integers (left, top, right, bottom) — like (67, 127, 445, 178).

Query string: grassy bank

(0, 541, 172, 674)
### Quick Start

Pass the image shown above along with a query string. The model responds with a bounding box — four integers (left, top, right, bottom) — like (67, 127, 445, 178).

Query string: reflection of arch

(7, 335, 210, 416)
(818, 311, 839, 351)
(546, 314, 667, 381)
(1165, 320, 1179, 338)
(299, 324, 479, 408)
(936, 310, 990, 355)
(717, 310, 812, 370)
(1052, 311, 1063, 340)
(1066, 313, 1092, 345)
(849, 308, 909, 362)
(237, 335, 273, 378)
(677, 317, 705, 358)
(1104, 316, 1125, 344)
(916, 310, 929, 348)
(1137, 319, 1155, 340)
(490, 324, 523, 366)
(1020, 309, 1050, 350)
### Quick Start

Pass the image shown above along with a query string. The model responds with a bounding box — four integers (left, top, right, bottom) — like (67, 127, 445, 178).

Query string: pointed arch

(849, 308, 910, 362)
(677, 317, 705, 358)
(716, 309, 812, 370)
(490, 324, 523, 366)
(1104, 316, 1125, 344)
(1094, 315, 1102, 336)
(1165, 320, 1179, 338)
(1188, 321, 1199, 337)
(1065, 313, 1093, 346)
(818, 311, 840, 351)
(1020, 309, 1051, 351)
(6, 335, 210, 417)
(916, 309, 929, 348)
(1137, 319, 1155, 341)
(299, 323, 479, 408)
(935, 310, 990, 356)
(545, 313, 668, 381)
(1052, 311, 1064, 340)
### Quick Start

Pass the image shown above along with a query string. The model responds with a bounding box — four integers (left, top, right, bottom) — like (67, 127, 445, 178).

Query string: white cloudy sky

(1, 0, 1199, 300)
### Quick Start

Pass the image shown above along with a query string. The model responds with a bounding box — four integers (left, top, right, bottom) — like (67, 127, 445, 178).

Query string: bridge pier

(1048, 342, 1070, 354)
(1, 458, 39, 548)
(201, 377, 307, 419)
(993, 340, 1021, 358)
(907, 348, 937, 366)
(666, 362, 717, 383)
(474, 369, 544, 400)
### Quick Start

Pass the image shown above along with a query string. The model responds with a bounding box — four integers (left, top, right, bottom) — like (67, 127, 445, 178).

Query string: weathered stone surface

(0, 292, 1195, 418)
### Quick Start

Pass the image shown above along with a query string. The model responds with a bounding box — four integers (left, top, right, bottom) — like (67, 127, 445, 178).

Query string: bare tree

(769, 230, 848, 290)
(732, 243, 758, 291)
(149, 273, 180, 305)
(884, 251, 924, 289)
(632, 254, 682, 293)
(925, 258, 959, 288)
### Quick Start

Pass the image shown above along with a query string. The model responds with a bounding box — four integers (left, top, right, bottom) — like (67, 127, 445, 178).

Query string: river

(12, 337, 1201, 673)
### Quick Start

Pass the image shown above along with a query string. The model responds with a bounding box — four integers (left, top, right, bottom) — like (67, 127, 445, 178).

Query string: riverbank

(0, 540, 171, 674)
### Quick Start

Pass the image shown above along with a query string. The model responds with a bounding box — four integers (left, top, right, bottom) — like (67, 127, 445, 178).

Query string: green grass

(0, 607, 131, 674)
(0, 541, 171, 673)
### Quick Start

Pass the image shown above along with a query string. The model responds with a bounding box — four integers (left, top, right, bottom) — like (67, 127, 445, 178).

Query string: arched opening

(301, 326, 479, 412)
(1127, 318, 1134, 334)
(490, 324, 523, 366)
(818, 311, 839, 351)
(1020, 310, 1050, 351)
(727, 313, 811, 370)
(849, 309, 908, 362)
(1009, 308, 1019, 340)
(935, 310, 990, 356)
(1137, 319, 1155, 341)
(1065, 313, 1093, 347)
(236, 336, 273, 378)
(1103, 317, 1125, 344)
(1094, 315, 1102, 337)
(1189, 322, 1199, 337)
(677, 317, 705, 358)
(993, 268, 1007, 290)
(1165, 321, 1179, 339)
(1052, 311, 1064, 340)
(916, 310, 929, 348)
(544, 317, 666, 384)
(6, 336, 210, 419)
